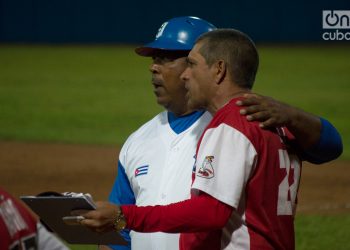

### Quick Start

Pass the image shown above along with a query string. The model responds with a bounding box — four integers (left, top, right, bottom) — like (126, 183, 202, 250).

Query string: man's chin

(155, 97, 169, 109)
(187, 100, 200, 111)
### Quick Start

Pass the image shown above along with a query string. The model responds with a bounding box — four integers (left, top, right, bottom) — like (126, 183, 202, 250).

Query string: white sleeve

(37, 222, 70, 250)
(192, 123, 257, 208)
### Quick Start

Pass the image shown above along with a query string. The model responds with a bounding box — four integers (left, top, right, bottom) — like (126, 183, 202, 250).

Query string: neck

(170, 108, 197, 117)
(207, 88, 250, 115)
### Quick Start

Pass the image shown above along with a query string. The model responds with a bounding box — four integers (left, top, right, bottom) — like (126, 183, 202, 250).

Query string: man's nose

(149, 63, 161, 74)
(180, 68, 189, 81)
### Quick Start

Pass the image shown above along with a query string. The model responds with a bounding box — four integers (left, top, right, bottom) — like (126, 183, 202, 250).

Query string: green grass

(1, 45, 349, 249)
(0, 44, 349, 156)
(0, 45, 162, 145)
(63, 214, 350, 250)
(295, 214, 350, 250)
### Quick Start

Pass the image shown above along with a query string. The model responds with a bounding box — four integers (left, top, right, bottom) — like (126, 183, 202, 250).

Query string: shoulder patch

(197, 156, 215, 179)
(135, 165, 149, 177)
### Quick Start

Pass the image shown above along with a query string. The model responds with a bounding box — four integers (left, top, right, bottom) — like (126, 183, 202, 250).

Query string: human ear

(214, 60, 226, 85)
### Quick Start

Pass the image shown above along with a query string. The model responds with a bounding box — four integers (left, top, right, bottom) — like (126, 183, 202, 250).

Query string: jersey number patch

(277, 149, 301, 216)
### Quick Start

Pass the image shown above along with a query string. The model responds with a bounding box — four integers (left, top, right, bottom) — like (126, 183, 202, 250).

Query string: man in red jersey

(77, 29, 321, 250)
(177, 28, 300, 249)
(0, 187, 69, 250)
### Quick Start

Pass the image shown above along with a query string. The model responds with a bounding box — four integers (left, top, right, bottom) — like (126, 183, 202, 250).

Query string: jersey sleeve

(191, 123, 257, 208)
(109, 161, 136, 205)
(108, 141, 136, 249)
(302, 117, 343, 164)
(121, 192, 232, 233)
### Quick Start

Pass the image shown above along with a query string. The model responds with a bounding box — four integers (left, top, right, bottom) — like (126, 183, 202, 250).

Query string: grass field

(1, 44, 349, 250)
(0, 45, 159, 146)
(0, 44, 349, 157)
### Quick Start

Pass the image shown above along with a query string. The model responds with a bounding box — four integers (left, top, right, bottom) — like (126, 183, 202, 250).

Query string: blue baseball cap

(135, 16, 217, 56)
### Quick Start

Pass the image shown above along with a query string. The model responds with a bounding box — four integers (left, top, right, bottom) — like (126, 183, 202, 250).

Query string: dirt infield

(1, 141, 349, 215)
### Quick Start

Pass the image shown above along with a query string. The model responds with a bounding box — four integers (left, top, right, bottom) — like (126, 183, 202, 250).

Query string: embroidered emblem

(135, 165, 149, 177)
(156, 22, 168, 39)
(197, 156, 215, 179)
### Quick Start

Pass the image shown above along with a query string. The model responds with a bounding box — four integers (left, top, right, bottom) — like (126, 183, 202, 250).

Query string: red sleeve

(120, 192, 233, 233)
(0, 188, 38, 250)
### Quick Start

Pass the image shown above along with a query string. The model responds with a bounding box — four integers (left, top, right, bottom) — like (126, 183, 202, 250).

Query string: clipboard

(21, 195, 128, 245)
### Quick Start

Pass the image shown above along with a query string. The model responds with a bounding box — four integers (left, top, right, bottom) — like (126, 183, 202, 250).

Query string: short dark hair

(196, 29, 259, 89)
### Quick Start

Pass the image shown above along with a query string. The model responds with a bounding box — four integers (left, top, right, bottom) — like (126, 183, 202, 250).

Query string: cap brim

(135, 47, 190, 57)
(135, 47, 160, 56)
(135, 40, 191, 57)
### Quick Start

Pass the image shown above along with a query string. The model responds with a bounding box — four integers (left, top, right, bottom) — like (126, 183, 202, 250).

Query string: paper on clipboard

(21, 194, 127, 245)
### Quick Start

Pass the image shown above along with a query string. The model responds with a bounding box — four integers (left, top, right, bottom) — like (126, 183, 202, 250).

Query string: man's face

(181, 42, 216, 111)
(149, 51, 189, 116)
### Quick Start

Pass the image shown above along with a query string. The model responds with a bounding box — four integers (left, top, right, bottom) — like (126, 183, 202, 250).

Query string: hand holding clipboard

(21, 192, 127, 245)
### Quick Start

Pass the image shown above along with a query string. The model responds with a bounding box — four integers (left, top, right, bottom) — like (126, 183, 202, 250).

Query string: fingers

(239, 105, 265, 116)
(236, 93, 292, 128)
(80, 217, 104, 228)
(240, 109, 277, 129)
(80, 218, 111, 233)
(236, 94, 270, 117)
(70, 201, 119, 233)
(71, 210, 101, 226)
(258, 118, 277, 129)
(75, 203, 118, 233)
(71, 209, 90, 216)
(244, 111, 270, 122)
(236, 93, 261, 106)
(79, 214, 114, 233)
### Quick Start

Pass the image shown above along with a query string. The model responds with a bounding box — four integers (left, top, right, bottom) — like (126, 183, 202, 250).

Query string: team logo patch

(156, 21, 168, 38)
(197, 156, 214, 179)
(135, 165, 149, 177)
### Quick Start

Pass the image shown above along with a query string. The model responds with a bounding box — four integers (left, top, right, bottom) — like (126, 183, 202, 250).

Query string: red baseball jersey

(0, 188, 38, 250)
(181, 97, 302, 250)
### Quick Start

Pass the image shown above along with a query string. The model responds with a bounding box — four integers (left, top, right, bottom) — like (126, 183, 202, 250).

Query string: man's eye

(187, 60, 194, 67)
(153, 56, 171, 64)
(160, 57, 174, 63)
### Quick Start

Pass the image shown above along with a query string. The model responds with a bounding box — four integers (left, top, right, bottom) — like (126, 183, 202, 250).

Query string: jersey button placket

(156, 146, 172, 204)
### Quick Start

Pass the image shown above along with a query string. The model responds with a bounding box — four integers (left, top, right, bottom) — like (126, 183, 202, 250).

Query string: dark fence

(0, 0, 349, 43)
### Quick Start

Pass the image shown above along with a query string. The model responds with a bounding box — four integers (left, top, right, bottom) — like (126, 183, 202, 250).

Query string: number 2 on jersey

(277, 149, 301, 216)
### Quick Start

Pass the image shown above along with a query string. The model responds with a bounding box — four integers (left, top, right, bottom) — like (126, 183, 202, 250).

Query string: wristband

(114, 208, 126, 232)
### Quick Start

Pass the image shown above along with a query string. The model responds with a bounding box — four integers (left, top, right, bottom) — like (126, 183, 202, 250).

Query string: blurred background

(1, 0, 349, 249)
(1, 0, 349, 43)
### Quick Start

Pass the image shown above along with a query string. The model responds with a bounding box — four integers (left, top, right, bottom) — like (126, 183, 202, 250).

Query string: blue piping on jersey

(168, 110, 206, 134)
(108, 161, 135, 250)
(302, 117, 343, 164)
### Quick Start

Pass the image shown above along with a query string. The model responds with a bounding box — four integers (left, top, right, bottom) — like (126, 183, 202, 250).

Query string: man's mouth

(152, 78, 164, 94)
(151, 78, 163, 97)
(152, 78, 163, 88)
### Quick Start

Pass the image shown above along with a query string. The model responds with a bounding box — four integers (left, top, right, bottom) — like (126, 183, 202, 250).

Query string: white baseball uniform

(109, 110, 212, 250)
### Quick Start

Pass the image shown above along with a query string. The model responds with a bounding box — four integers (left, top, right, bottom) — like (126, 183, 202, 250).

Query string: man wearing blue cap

(101, 17, 342, 250)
